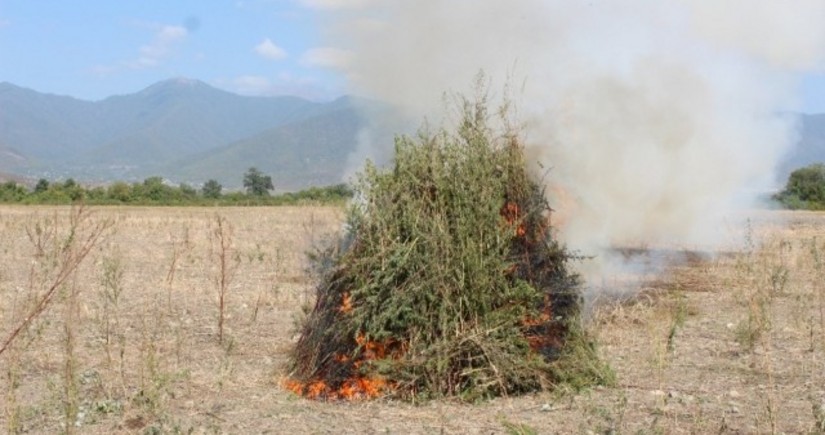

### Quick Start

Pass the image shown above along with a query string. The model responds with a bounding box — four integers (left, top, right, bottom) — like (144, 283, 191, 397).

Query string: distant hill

(780, 113, 825, 182)
(0, 78, 389, 188)
(0, 82, 98, 168)
(170, 98, 363, 190)
(0, 170, 30, 185)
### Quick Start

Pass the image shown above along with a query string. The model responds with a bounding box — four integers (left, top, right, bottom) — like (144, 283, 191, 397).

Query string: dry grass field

(1, 205, 824, 434)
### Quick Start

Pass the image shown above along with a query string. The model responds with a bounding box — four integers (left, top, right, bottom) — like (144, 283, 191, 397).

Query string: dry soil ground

(0, 205, 824, 434)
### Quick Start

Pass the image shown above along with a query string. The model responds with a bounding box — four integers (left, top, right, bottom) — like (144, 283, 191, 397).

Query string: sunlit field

(1, 205, 824, 433)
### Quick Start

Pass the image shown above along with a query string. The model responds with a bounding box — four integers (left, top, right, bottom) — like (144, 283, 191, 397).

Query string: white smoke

(311, 1, 825, 289)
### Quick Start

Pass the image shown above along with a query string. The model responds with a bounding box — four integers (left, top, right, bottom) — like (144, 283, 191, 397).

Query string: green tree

(179, 183, 197, 198)
(142, 176, 170, 201)
(59, 178, 84, 201)
(202, 179, 223, 199)
(86, 186, 107, 202)
(243, 167, 273, 196)
(107, 182, 132, 203)
(34, 178, 50, 194)
(0, 181, 27, 202)
(777, 163, 825, 209)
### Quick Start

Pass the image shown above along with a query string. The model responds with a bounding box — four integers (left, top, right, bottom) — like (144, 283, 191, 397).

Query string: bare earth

(1, 205, 824, 434)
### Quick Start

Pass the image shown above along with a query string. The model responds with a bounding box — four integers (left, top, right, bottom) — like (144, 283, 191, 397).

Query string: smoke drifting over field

(316, 1, 825, 285)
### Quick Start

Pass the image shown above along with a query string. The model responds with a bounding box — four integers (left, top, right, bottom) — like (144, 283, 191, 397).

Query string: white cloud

(299, 47, 353, 69)
(255, 38, 287, 60)
(298, 0, 379, 10)
(88, 23, 189, 76)
(129, 25, 188, 69)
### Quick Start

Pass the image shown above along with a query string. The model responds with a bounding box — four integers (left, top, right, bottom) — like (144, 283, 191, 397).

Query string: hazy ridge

(1, 78, 823, 190)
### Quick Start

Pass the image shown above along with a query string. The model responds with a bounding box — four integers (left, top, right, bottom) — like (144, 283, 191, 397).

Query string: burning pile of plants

(285, 95, 612, 401)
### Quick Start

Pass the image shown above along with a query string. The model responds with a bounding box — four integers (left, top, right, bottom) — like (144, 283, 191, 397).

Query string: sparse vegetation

(0, 206, 822, 432)
(0, 206, 112, 358)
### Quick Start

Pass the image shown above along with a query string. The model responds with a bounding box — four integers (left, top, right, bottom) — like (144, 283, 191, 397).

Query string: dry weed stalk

(165, 237, 181, 313)
(0, 205, 112, 358)
(163, 227, 193, 315)
(98, 252, 127, 397)
(63, 273, 81, 433)
(211, 214, 238, 344)
(811, 238, 825, 350)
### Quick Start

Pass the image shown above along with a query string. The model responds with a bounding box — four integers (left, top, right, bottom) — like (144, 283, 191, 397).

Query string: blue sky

(2, 1, 825, 113)
(0, 0, 348, 101)
(800, 74, 825, 113)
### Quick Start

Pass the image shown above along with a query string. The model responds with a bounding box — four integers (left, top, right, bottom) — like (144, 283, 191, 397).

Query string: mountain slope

(778, 114, 825, 184)
(85, 79, 328, 167)
(0, 79, 344, 180)
(0, 82, 99, 163)
(170, 103, 364, 190)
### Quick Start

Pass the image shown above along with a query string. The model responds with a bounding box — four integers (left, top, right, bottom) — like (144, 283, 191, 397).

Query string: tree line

(6, 162, 822, 209)
(0, 167, 352, 206)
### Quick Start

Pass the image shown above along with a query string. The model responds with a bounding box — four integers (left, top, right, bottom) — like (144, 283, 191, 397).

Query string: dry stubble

(0, 205, 824, 433)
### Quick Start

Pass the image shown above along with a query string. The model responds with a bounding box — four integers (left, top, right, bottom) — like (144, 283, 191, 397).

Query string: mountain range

(0, 78, 396, 190)
(1, 78, 825, 190)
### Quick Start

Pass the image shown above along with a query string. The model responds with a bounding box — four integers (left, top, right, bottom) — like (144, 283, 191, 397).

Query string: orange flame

(282, 373, 392, 400)
(501, 201, 526, 237)
(283, 333, 402, 400)
(306, 380, 328, 399)
(283, 378, 304, 395)
(340, 292, 353, 314)
(521, 295, 560, 353)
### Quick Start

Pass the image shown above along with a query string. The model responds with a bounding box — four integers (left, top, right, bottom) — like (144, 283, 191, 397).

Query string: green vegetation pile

(286, 96, 612, 401)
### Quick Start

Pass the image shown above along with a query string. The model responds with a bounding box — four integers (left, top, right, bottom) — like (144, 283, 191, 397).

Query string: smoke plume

(314, 1, 825, 291)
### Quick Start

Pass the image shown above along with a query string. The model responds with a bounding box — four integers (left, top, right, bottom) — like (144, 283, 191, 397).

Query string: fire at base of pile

(285, 96, 614, 401)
